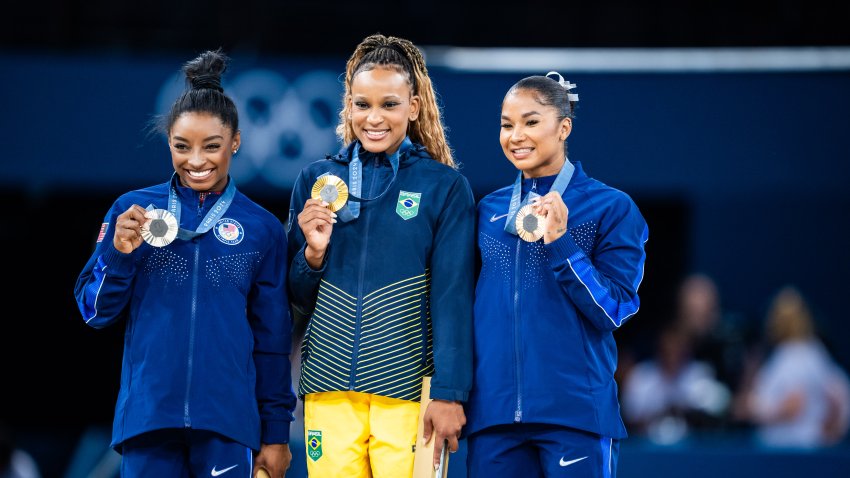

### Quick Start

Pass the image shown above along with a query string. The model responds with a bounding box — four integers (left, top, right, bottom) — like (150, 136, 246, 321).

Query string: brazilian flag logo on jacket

(307, 430, 323, 461)
(396, 191, 421, 220)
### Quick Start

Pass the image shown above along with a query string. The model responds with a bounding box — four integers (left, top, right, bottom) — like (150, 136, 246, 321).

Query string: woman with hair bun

(74, 49, 296, 477)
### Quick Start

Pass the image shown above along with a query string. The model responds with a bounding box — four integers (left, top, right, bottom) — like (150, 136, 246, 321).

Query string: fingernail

(331, 219, 337, 224)
(321, 201, 328, 207)
(434, 463, 439, 470)
(331, 212, 337, 218)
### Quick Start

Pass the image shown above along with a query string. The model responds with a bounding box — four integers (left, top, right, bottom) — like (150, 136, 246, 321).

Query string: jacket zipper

(513, 236, 523, 423)
(513, 177, 536, 422)
(184, 198, 203, 427)
(349, 155, 381, 390)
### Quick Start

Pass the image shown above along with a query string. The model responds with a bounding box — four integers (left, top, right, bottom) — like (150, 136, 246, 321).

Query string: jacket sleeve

(286, 170, 326, 320)
(250, 220, 296, 444)
(73, 201, 139, 329)
(429, 174, 476, 402)
(544, 192, 649, 332)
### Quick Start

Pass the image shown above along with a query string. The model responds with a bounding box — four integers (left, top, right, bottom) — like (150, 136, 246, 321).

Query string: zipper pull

(528, 178, 540, 202)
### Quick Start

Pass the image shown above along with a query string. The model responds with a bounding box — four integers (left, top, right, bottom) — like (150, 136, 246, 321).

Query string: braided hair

(337, 34, 455, 168)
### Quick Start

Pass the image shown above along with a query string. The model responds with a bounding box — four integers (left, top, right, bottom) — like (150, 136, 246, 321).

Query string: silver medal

(141, 208, 178, 247)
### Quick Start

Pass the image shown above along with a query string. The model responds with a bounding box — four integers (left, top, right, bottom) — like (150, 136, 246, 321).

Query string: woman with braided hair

(74, 49, 296, 477)
(287, 33, 475, 477)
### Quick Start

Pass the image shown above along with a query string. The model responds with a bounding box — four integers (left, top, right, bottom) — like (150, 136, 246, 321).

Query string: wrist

(304, 245, 326, 269)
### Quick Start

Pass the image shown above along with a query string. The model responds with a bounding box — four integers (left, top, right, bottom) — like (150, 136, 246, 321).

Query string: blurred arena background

(2, 1, 850, 476)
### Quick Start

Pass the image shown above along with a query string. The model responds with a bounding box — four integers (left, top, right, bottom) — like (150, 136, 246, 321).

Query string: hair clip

(546, 71, 579, 102)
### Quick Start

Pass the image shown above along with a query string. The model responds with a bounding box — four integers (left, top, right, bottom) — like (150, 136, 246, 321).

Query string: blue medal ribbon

(504, 160, 575, 236)
(336, 137, 412, 222)
(163, 173, 237, 240)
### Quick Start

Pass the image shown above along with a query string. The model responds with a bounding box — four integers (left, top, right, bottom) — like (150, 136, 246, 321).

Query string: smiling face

(500, 88, 572, 178)
(169, 112, 240, 192)
(349, 66, 420, 155)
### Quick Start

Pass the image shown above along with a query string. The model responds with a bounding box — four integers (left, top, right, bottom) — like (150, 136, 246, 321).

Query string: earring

(233, 149, 238, 154)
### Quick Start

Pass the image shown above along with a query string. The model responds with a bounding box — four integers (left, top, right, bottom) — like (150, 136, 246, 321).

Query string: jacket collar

(328, 140, 429, 167)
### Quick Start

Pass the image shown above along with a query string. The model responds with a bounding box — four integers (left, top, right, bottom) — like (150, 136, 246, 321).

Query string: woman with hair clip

(287, 33, 475, 477)
(466, 72, 649, 477)
(74, 49, 295, 477)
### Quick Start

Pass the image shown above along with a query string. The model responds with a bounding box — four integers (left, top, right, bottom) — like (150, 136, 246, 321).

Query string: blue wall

(3, 51, 847, 364)
(2, 50, 849, 477)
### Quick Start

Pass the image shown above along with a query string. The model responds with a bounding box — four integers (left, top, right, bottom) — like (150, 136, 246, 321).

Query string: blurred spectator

(621, 323, 731, 444)
(0, 424, 40, 478)
(675, 273, 749, 396)
(737, 285, 850, 448)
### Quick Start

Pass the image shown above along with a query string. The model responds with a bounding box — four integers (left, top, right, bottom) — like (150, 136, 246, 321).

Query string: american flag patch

(97, 222, 109, 243)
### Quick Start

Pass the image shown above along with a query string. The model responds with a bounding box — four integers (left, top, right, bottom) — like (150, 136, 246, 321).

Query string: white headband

(546, 71, 579, 102)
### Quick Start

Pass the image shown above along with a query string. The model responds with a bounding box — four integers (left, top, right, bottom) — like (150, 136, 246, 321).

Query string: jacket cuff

(429, 386, 468, 403)
(296, 244, 327, 276)
(544, 232, 584, 263)
(261, 419, 291, 445)
(100, 242, 137, 276)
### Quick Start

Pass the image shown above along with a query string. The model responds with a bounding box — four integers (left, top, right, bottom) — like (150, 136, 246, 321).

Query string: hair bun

(190, 73, 223, 92)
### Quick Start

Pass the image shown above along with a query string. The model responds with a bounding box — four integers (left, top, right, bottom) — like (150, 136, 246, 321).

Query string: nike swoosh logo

(211, 464, 238, 476)
(490, 213, 509, 222)
(559, 456, 588, 467)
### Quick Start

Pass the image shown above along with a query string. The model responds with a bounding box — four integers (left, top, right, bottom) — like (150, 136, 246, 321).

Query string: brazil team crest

(307, 430, 323, 461)
(213, 218, 244, 245)
(396, 191, 421, 220)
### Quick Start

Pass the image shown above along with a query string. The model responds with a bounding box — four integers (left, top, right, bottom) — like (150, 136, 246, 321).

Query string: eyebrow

(501, 111, 542, 120)
(172, 135, 224, 142)
(352, 94, 404, 100)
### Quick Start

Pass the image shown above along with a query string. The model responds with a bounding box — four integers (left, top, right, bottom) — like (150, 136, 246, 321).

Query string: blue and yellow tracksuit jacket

(287, 141, 475, 403)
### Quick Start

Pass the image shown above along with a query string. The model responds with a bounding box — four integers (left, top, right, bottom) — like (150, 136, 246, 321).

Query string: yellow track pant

(303, 391, 420, 478)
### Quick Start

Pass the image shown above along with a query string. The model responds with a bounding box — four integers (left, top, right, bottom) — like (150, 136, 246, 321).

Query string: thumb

(423, 415, 434, 442)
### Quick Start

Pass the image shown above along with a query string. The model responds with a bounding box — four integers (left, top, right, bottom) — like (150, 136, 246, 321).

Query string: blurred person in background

(674, 273, 749, 398)
(736, 285, 850, 448)
(621, 323, 731, 445)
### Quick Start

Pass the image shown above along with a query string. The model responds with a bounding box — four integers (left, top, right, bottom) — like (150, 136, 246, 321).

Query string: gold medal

(311, 175, 349, 212)
(141, 208, 178, 247)
(515, 204, 545, 242)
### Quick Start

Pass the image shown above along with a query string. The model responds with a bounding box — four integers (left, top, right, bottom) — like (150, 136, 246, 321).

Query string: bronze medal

(515, 204, 545, 242)
(311, 175, 349, 213)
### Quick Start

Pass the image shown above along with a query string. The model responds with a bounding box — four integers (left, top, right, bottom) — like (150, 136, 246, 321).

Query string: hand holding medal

(298, 175, 344, 269)
(112, 204, 149, 254)
(530, 192, 569, 244)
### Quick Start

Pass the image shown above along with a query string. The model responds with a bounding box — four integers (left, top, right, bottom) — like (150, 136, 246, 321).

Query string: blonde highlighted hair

(337, 33, 456, 168)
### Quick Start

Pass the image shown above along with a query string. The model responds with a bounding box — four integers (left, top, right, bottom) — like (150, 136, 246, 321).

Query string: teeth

(513, 148, 532, 153)
(365, 130, 389, 138)
(188, 169, 212, 178)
